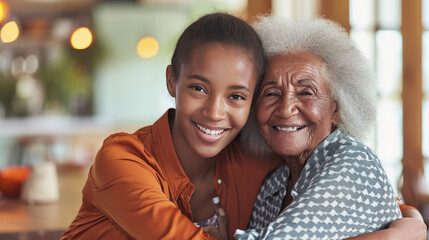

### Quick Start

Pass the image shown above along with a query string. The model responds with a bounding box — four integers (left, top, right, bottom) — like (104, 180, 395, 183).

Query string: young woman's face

(256, 52, 338, 160)
(167, 43, 257, 159)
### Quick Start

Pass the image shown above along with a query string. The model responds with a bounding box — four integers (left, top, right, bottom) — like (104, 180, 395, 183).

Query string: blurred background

(0, 0, 428, 239)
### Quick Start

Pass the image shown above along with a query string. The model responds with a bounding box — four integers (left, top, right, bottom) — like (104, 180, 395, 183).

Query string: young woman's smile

(192, 121, 230, 143)
(167, 43, 257, 160)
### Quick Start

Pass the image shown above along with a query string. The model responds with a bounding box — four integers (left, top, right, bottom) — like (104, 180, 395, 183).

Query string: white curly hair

(240, 16, 377, 154)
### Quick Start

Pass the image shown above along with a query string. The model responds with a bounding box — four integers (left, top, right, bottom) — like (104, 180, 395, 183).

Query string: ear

(166, 65, 176, 98)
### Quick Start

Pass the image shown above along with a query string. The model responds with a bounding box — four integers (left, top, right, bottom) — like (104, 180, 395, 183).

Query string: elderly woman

(235, 16, 425, 239)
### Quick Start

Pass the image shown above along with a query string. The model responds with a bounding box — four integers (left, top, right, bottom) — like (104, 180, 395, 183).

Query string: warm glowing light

(70, 27, 93, 50)
(136, 37, 159, 58)
(0, 1, 9, 23)
(1, 21, 19, 43)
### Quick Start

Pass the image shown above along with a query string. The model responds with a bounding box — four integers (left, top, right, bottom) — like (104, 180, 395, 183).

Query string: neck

(281, 154, 307, 210)
(181, 152, 217, 183)
(170, 119, 217, 183)
(282, 151, 310, 186)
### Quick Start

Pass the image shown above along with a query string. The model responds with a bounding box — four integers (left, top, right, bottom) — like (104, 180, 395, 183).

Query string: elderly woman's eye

(298, 87, 315, 96)
(263, 90, 280, 97)
(299, 91, 313, 96)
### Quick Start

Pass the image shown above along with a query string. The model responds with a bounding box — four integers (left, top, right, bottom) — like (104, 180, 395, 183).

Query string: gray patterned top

(235, 129, 401, 240)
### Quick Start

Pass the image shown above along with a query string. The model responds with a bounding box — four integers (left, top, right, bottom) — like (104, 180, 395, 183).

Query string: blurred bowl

(0, 166, 32, 198)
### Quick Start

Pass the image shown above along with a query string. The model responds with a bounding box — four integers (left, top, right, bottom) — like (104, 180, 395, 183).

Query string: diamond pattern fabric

(235, 129, 401, 240)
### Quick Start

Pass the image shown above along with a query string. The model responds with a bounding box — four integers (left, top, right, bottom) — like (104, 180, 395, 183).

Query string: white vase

(21, 161, 59, 204)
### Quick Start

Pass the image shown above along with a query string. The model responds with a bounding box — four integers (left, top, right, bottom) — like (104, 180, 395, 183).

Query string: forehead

(180, 42, 257, 87)
(185, 43, 252, 69)
(264, 51, 326, 78)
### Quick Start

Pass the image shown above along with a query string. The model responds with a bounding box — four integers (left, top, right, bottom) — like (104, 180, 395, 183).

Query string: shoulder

(305, 130, 385, 185)
(321, 130, 378, 164)
(310, 131, 392, 193)
(91, 126, 160, 186)
(97, 127, 153, 163)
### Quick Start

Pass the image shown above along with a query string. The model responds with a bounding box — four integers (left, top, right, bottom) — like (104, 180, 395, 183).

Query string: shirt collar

(152, 109, 193, 200)
(261, 164, 289, 199)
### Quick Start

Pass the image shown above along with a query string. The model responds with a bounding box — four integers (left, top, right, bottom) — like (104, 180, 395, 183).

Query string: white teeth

(276, 126, 299, 132)
(195, 123, 225, 135)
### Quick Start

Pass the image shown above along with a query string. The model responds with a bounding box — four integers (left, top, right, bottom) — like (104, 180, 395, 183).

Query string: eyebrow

(188, 74, 209, 83)
(261, 80, 279, 88)
(297, 79, 314, 84)
(188, 74, 251, 92)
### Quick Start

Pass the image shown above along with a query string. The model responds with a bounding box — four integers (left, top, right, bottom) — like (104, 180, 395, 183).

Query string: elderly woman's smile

(256, 52, 338, 163)
(274, 125, 306, 132)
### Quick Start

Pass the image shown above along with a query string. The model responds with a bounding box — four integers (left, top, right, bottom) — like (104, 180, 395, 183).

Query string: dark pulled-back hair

(170, 12, 264, 82)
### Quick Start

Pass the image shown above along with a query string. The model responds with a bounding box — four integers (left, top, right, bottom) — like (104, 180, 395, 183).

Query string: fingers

(203, 225, 217, 234)
(201, 197, 229, 240)
(216, 207, 227, 228)
(203, 225, 227, 240)
(215, 206, 228, 240)
(401, 208, 424, 221)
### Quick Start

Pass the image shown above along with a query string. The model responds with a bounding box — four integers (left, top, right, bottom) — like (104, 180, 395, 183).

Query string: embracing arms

(234, 134, 404, 239)
(347, 206, 427, 240)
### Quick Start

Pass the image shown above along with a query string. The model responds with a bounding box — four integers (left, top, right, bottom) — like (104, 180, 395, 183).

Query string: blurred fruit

(0, 166, 32, 198)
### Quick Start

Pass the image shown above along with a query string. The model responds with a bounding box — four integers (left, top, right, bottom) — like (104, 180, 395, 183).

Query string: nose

(202, 95, 226, 121)
(275, 92, 298, 118)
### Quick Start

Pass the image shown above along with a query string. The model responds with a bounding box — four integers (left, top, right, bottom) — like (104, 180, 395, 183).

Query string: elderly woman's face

(256, 52, 338, 159)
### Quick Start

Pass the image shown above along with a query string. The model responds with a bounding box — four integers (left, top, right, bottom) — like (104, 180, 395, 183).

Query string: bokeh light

(11, 56, 24, 78)
(1, 21, 19, 43)
(70, 27, 93, 50)
(16, 75, 36, 99)
(0, 1, 9, 23)
(25, 55, 39, 74)
(136, 37, 159, 58)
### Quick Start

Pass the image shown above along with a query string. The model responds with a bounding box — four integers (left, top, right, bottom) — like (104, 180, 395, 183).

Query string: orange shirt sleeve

(398, 204, 418, 211)
(90, 133, 213, 240)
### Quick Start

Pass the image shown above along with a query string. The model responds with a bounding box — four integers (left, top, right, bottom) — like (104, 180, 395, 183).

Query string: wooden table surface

(0, 169, 88, 239)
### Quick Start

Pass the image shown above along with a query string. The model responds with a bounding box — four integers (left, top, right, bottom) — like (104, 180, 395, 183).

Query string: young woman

(60, 13, 279, 240)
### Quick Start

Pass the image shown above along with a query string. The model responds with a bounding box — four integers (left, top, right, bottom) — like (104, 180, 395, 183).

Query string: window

(273, 0, 426, 196)
(350, 0, 403, 193)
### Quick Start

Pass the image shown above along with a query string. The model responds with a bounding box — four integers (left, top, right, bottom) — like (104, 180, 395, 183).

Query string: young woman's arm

(91, 134, 214, 240)
(347, 207, 427, 240)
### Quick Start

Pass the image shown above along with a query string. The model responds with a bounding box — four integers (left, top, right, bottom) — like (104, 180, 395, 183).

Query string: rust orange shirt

(61, 109, 279, 240)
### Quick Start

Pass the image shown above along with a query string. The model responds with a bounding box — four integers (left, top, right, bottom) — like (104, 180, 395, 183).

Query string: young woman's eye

(190, 85, 206, 93)
(230, 94, 246, 100)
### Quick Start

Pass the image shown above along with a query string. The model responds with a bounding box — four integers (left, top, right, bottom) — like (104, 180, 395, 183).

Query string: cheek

(256, 108, 271, 139)
(232, 103, 253, 128)
(256, 101, 270, 124)
(305, 100, 337, 141)
(305, 100, 329, 124)
(176, 92, 202, 116)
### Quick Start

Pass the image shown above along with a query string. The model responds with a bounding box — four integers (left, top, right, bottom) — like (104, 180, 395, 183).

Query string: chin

(271, 145, 303, 158)
(195, 146, 225, 159)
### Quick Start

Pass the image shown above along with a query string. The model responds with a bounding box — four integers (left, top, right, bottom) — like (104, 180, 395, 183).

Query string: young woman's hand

(203, 205, 229, 240)
(390, 207, 427, 240)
